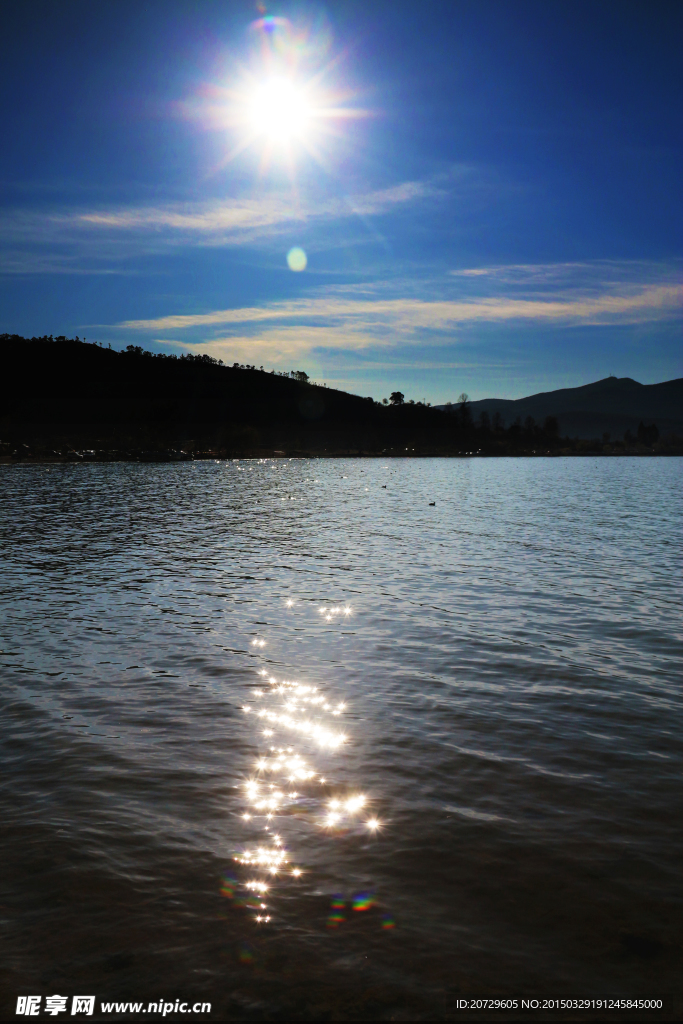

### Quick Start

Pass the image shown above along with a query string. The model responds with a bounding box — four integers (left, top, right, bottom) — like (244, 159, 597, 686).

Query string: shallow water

(1, 457, 681, 1020)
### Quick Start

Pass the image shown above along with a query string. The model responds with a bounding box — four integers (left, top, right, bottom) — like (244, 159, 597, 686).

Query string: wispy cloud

(105, 261, 681, 365)
(78, 197, 305, 233)
(76, 180, 440, 238)
(122, 283, 681, 333)
(0, 251, 134, 276)
(159, 325, 383, 365)
(448, 259, 681, 288)
(0, 177, 443, 274)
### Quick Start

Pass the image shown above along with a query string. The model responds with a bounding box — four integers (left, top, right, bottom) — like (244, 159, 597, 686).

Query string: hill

(1, 334, 680, 458)
(437, 376, 683, 439)
(0, 333, 447, 457)
(0, 333, 376, 427)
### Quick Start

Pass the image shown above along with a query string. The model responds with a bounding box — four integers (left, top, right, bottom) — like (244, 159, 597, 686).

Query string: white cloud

(108, 261, 681, 367)
(448, 259, 680, 288)
(160, 325, 386, 364)
(77, 196, 306, 233)
(0, 177, 443, 273)
(69, 180, 443, 262)
(121, 282, 682, 335)
(76, 179, 439, 238)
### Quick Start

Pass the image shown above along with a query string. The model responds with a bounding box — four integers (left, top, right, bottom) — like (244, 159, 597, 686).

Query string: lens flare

(220, 875, 237, 899)
(327, 896, 346, 929)
(352, 891, 376, 912)
(286, 247, 307, 272)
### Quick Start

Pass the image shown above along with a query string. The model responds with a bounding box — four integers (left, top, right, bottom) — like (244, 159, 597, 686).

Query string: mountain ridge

(436, 376, 683, 439)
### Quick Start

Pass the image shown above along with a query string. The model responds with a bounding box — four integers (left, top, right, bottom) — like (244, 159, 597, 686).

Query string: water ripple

(1, 457, 681, 1016)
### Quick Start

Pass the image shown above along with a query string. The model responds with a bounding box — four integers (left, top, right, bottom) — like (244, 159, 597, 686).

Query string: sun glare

(249, 78, 311, 142)
(183, 13, 369, 178)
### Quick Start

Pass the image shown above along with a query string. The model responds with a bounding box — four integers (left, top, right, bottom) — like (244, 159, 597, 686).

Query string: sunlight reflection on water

(230, 602, 384, 930)
(1, 457, 682, 1018)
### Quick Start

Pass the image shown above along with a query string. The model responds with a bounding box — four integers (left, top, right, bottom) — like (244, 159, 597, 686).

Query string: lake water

(1, 457, 681, 1020)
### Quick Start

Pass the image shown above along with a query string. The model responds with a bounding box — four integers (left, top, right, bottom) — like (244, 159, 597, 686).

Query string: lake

(1, 457, 681, 1020)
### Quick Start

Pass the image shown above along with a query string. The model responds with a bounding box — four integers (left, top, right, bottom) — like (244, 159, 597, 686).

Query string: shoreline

(2, 448, 678, 463)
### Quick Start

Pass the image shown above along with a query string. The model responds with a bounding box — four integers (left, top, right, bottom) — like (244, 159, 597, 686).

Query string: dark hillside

(0, 334, 457, 455)
(0, 334, 377, 428)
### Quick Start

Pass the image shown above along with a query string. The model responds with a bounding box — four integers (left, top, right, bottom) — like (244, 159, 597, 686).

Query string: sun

(248, 78, 312, 143)
(183, 15, 370, 177)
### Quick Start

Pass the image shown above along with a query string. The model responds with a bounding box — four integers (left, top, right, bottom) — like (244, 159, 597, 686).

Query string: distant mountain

(436, 377, 683, 439)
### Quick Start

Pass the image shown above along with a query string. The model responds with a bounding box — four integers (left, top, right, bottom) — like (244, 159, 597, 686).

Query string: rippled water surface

(1, 458, 681, 1019)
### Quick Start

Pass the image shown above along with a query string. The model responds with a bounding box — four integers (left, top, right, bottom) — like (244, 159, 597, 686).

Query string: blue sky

(1, 0, 680, 402)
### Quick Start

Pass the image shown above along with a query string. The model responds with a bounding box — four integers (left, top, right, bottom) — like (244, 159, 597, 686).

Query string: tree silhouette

(508, 416, 522, 439)
(457, 392, 472, 428)
(543, 416, 559, 438)
(637, 421, 659, 445)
